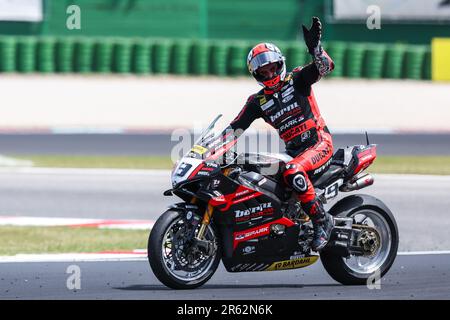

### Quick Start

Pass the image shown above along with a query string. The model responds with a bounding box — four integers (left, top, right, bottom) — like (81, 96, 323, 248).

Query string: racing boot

(305, 199, 334, 251)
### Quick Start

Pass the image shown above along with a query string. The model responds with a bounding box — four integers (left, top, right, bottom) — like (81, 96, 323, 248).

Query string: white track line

(397, 250, 450, 256)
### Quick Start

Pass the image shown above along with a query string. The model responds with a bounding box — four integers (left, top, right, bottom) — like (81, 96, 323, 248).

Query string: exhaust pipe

(341, 173, 374, 192)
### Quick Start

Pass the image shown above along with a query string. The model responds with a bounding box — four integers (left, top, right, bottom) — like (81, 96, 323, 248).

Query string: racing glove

(302, 17, 334, 77)
(302, 16, 322, 56)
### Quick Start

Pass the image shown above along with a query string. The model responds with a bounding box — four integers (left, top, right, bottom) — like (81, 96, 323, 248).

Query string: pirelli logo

(265, 256, 319, 271)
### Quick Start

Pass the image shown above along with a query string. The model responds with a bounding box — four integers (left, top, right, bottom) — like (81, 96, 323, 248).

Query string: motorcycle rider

(214, 17, 334, 251)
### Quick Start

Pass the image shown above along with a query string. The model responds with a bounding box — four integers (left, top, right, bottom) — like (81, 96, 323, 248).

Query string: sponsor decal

(301, 130, 311, 142)
(232, 193, 262, 205)
(234, 225, 270, 241)
(313, 158, 332, 175)
(280, 122, 308, 141)
(281, 86, 294, 97)
(235, 202, 274, 223)
(257, 177, 267, 186)
(212, 179, 221, 188)
(235, 189, 251, 197)
(258, 95, 267, 105)
(282, 94, 294, 103)
(191, 145, 208, 155)
(206, 162, 219, 168)
(266, 256, 319, 271)
(290, 254, 306, 260)
(279, 118, 298, 132)
(242, 246, 256, 255)
(260, 99, 274, 111)
(233, 218, 295, 249)
(196, 171, 210, 176)
(235, 234, 246, 240)
(311, 147, 332, 165)
(269, 102, 299, 122)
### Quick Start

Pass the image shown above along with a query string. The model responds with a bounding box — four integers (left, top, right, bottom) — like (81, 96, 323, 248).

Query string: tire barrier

(286, 43, 308, 72)
(404, 46, 427, 80)
(325, 41, 346, 78)
(113, 39, 133, 74)
(94, 39, 113, 73)
(210, 41, 229, 76)
(228, 42, 248, 75)
(345, 43, 365, 78)
(56, 38, 75, 73)
(74, 38, 94, 73)
(153, 40, 172, 74)
(17, 37, 36, 73)
(133, 39, 152, 74)
(364, 44, 386, 79)
(384, 45, 406, 79)
(0, 37, 17, 72)
(423, 47, 432, 80)
(0, 36, 433, 80)
(171, 40, 191, 75)
(191, 40, 210, 75)
(37, 37, 56, 73)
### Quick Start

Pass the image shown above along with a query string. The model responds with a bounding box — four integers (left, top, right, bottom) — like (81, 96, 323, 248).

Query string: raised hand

(302, 16, 322, 55)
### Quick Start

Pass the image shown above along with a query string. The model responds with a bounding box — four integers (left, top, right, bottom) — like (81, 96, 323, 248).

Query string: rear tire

(148, 209, 221, 289)
(321, 202, 399, 285)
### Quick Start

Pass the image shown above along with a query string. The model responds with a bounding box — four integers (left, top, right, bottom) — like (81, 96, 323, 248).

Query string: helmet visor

(248, 51, 284, 74)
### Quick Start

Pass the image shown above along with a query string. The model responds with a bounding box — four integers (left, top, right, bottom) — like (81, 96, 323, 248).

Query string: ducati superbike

(148, 115, 399, 289)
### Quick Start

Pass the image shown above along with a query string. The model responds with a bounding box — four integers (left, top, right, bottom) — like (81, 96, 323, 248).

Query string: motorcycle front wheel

(148, 209, 221, 289)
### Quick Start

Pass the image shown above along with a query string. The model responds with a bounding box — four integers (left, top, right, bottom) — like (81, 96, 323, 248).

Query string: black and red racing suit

(226, 50, 334, 209)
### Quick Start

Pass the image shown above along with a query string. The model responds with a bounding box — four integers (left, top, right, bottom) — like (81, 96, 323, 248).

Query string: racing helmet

(247, 43, 286, 90)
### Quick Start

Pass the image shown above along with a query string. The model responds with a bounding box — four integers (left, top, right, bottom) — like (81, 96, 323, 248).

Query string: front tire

(148, 209, 221, 289)
(321, 196, 399, 285)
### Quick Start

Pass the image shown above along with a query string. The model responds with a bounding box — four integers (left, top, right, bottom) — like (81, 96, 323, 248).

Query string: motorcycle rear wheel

(148, 209, 221, 289)
(320, 200, 399, 285)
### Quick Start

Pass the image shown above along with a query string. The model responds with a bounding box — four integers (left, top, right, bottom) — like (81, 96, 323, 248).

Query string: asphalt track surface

(0, 253, 449, 299)
(0, 133, 450, 156)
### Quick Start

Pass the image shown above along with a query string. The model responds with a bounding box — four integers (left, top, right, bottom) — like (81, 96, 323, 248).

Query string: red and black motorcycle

(148, 115, 399, 289)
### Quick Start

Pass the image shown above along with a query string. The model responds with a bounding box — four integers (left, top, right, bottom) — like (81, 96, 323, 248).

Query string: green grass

(9, 155, 450, 175)
(371, 156, 450, 175)
(0, 226, 148, 256)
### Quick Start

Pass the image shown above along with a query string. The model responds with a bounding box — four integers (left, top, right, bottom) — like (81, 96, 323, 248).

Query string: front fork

(197, 203, 214, 240)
